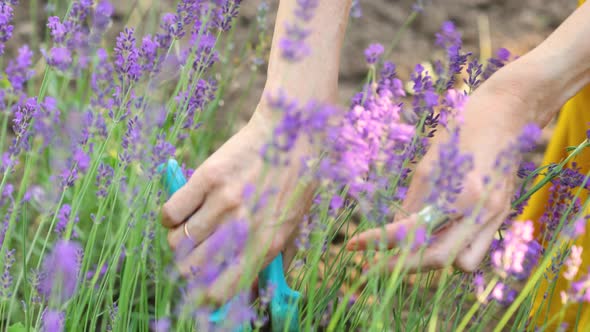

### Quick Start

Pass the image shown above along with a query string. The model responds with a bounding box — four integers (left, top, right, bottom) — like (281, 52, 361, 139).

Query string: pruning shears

(161, 159, 301, 332)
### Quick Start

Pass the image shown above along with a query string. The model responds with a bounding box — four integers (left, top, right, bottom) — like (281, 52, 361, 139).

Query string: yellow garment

(520, 1, 590, 329)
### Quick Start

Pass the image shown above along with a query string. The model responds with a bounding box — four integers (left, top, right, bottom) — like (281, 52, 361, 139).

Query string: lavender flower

(464, 58, 483, 91)
(294, 0, 319, 21)
(364, 43, 384, 65)
(156, 13, 183, 50)
(47, 16, 67, 43)
(537, 165, 583, 243)
(215, 0, 242, 31)
(96, 163, 114, 198)
(91, 48, 115, 109)
(10, 98, 41, 157)
(150, 317, 171, 332)
(483, 48, 512, 80)
(425, 129, 473, 213)
(491, 221, 540, 280)
(55, 204, 79, 236)
(0, 1, 15, 55)
(434, 21, 470, 89)
(439, 89, 467, 127)
(60, 146, 91, 188)
(410, 64, 438, 119)
(140, 35, 160, 72)
(39, 240, 82, 303)
(120, 115, 143, 165)
(114, 28, 142, 84)
(494, 123, 542, 175)
(377, 61, 405, 99)
(148, 134, 176, 179)
(0, 249, 14, 298)
(201, 219, 248, 286)
(106, 303, 118, 332)
(350, 0, 362, 18)
(562, 269, 590, 303)
(490, 282, 516, 306)
(563, 245, 583, 281)
(93, 0, 114, 32)
(188, 33, 220, 74)
(279, 24, 310, 61)
(225, 292, 256, 329)
(6, 45, 34, 94)
(42, 310, 65, 332)
(44, 47, 73, 71)
(279, 0, 318, 61)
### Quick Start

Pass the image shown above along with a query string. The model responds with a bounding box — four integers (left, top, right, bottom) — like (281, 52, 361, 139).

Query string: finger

(281, 229, 299, 272)
(206, 225, 287, 304)
(453, 210, 509, 272)
(161, 168, 213, 229)
(206, 255, 254, 305)
(175, 208, 248, 276)
(394, 212, 497, 274)
(346, 215, 420, 251)
(398, 176, 429, 218)
(167, 190, 243, 250)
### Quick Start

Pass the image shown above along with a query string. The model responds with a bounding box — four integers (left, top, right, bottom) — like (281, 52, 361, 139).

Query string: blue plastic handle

(259, 253, 301, 332)
(161, 159, 300, 332)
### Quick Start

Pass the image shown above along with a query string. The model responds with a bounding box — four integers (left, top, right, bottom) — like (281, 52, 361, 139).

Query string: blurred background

(9, 0, 577, 155)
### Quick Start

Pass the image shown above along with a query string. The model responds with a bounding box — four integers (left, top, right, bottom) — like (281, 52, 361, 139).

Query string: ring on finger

(417, 205, 460, 232)
(183, 222, 195, 243)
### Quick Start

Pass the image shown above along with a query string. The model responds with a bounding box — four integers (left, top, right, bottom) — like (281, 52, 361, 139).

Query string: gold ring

(183, 222, 194, 243)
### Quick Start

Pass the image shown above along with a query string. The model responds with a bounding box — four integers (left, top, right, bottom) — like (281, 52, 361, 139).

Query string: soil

(237, 0, 575, 111)
(235, 0, 576, 160)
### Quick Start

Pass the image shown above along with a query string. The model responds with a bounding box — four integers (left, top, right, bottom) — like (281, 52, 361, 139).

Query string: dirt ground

(235, 0, 576, 156)
(237, 0, 576, 106)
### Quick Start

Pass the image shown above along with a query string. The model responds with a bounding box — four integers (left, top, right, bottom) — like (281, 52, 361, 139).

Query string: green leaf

(566, 146, 578, 152)
(7, 323, 26, 332)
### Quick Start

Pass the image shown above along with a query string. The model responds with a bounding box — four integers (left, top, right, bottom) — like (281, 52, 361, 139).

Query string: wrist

(481, 49, 588, 129)
(254, 83, 338, 122)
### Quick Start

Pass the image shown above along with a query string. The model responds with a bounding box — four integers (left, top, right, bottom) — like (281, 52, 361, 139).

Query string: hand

(346, 54, 550, 273)
(161, 108, 315, 303)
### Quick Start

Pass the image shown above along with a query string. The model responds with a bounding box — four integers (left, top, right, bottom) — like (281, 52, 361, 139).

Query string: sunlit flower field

(0, 0, 587, 331)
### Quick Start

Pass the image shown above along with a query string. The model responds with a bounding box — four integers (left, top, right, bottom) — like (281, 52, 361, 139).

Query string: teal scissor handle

(259, 253, 301, 332)
(160, 159, 250, 332)
(161, 159, 300, 332)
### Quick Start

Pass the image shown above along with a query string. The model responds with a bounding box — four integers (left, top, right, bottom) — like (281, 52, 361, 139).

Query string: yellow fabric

(521, 1, 590, 329)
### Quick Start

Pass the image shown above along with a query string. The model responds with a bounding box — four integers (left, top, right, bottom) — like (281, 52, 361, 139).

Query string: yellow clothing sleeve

(521, 0, 590, 329)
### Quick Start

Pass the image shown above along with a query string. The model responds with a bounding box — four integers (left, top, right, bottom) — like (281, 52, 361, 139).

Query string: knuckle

(463, 176, 484, 202)
(196, 164, 221, 187)
(220, 189, 242, 207)
(161, 203, 180, 227)
(430, 252, 449, 269)
(455, 256, 480, 273)
(268, 241, 283, 258)
(487, 192, 507, 213)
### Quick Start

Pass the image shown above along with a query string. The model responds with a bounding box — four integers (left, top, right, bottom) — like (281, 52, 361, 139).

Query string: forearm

(259, 0, 352, 114)
(488, 1, 590, 128)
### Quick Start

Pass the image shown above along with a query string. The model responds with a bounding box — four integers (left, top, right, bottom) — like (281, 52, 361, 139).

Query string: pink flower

(564, 245, 583, 281)
(491, 221, 538, 279)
